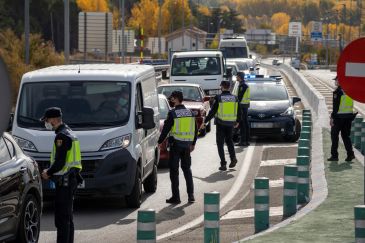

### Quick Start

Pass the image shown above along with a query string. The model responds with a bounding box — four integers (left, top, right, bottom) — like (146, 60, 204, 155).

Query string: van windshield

(17, 81, 131, 130)
(171, 57, 221, 76)
(222, 47, 248, 58)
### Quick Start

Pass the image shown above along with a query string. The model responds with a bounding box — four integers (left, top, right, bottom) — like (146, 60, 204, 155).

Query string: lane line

(157, 143, 256, 240)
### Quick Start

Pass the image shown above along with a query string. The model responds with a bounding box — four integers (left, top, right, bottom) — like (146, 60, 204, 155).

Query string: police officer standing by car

(235, 72, 251, 146)
(40, 107, 83, 243)
(201, 81, 239, 171)
(328, 76, 356, 162)
(158, 91, 198, 204)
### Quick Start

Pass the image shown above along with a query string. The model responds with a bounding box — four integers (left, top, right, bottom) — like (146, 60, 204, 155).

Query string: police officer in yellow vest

(201, 81, 239, 171)
(328, 76, 356, 162)
(158, 91, 198, 204)
(236, 72, 251, 146)
(40, 107, 82, 243)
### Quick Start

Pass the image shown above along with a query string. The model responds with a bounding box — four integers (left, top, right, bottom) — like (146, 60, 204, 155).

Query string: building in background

(146, 37, 166, 54)
(112, 29, 135, 54)
(245, 29, 276, 45)
(165, 27, 207, 51)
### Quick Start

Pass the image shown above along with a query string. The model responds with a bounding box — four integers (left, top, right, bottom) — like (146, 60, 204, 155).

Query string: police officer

(328, 76, 356, 162)
(201, 80, 239, 171)
(158, 91, 198, 204)
(40, 107, 82, 243)
(235, 72, 250, 146)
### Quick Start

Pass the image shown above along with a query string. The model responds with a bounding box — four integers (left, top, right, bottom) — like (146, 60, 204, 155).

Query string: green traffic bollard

(297, 155, 310, 204)
(283, 165, 298, 217)
(204, 192, 220, 243)
(301, 125, 311, 133)
(361, 121, 365, 155)
(255, 177, 270, 233)
(354, 116, 363, 150)
(300, 131, 311, 140)
(302, 120, 312, 128)
(298, 138, 310, 148)
(351, 120, 356, 144)
(354, 205, 365, 242)
(137, 209, 156, 243)
(302, 113, 312, 121)
(298, 147, 310, 157)
(302, 109, 311, 116)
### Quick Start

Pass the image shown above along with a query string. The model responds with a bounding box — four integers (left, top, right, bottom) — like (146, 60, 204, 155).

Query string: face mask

(45, 122, 53, 131)
(118, 98, 128, 107)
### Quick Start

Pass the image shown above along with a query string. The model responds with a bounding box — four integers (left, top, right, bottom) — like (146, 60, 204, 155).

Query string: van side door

(135, 83, 147, 174)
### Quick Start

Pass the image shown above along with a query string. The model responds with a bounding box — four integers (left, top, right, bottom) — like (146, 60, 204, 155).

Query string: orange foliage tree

(271, 12, 290, 34)
(128, 0, 159, 36)
(76, 0, 109, 12)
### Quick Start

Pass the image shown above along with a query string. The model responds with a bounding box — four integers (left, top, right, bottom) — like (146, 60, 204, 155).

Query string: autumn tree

(161, 0, 193, 34)
(76, 0, 109, 12)
(271, 12, 290, 34)
(128, 0, 160, 37)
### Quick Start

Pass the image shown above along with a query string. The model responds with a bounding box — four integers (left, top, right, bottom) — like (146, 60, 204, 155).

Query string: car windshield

(17, 81, 131, 130)
(171, 57, 221, 76)
(249, 83, 289, 101)
(222, 47, 248, 58)
(236, 61, 249, 70)
(227, 65, 238, 75)
(158, 97, 169, 120)
(157, 86, 202, 102)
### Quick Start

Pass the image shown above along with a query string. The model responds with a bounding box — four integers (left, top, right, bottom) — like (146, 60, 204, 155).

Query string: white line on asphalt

(346, 62, 365, 77)
(156, 143, 256, 241)
(221, 206, 283, 220)
(260, 158, 296, 167)
(262, 144, 298, 149)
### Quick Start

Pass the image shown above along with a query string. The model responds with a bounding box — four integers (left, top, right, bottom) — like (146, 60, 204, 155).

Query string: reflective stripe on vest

(217, 95, 238, 125)
(50, 137, 82, 175)
(170, 109, 195, 143)
(338, 94, 353, 114)
(241, 87, 250, 105)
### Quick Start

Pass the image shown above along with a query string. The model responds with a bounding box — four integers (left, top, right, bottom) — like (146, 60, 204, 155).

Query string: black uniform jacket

(158, 104, 198, 146)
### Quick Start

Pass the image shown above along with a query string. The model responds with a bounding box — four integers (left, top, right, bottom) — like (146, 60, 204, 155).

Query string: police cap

(40, 107, 62, 121)
(236, 72, 245, 81)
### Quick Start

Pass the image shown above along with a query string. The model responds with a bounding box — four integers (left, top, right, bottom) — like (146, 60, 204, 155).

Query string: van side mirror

(292, 97, 301, 104)
(224, 67, 232, 78)
(137, 107, 155, 129)
(7, 113, 14, 132)
(249, 54, 252, 59)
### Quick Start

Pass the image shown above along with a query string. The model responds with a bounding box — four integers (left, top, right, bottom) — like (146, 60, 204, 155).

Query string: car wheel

(126, 168, 142, 208)
(17, 194, 40, 243)
(143, 164, 157, 193)
(206, 122, 211, 133)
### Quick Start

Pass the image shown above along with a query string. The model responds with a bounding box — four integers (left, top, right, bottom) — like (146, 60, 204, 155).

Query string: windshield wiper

(18, 115, 41, 123)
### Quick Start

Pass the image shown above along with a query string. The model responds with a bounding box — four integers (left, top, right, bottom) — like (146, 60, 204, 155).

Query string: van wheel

(143, 164, 157, 193)
(126, 169, 142, 208)
(17, 194, 40, 243)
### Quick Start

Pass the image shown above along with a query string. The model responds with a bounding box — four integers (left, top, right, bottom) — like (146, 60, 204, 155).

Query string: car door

(135, 82, 148, 175)
(0, 136, 21, 238)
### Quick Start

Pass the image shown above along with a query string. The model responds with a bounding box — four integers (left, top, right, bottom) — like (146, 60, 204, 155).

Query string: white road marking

(346, 62, 365, 77)
(221, 206, 283, 220)
(263, 144, 298, 149)
(260, 158, 296, 167)
(157, 143, 256, 240)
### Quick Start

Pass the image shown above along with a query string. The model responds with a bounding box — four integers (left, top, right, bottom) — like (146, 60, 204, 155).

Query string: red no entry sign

(337, 37, 365, 103)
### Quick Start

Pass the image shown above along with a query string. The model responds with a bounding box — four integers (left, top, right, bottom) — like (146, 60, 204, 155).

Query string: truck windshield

(171, 57, 221, 76)
(222, 47, 248, 58)
(17, 81, 131, 130)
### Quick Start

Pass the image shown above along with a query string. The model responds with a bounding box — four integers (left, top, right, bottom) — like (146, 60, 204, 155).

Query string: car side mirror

(292, 97, 301, 104)
(249, 54, 252, 59)
(204, 96, 211, 102)
(138, 107, 155, 130)
(7, 113, 14, 132)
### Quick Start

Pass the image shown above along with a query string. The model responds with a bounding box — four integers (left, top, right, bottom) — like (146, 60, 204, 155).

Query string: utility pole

(182, 0, 185, 47)
(349, 0, 353, 41)
(121, 0, 125, 63)
(158, 0, 162, 58)
(64, 0, 70, 64)
(25, 0, 30, 64)
(359, 0, 363, 38)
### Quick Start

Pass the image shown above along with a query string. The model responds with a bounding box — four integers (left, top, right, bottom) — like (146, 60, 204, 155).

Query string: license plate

(251, 122, 274, 128)
(78, 181, 85, 189)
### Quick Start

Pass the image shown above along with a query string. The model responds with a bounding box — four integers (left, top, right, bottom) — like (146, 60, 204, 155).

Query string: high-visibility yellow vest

(216, 94, 238, 126)
(241, 87, 250, 105)
(170, 109, 195, 144)
(50, 134, 82, 175)
(338, 94, 353, 114)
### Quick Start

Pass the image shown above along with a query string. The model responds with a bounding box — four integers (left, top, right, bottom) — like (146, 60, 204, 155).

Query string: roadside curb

(235, 65, 329, 242)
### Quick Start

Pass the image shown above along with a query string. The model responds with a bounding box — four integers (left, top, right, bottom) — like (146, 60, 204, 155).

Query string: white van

(170, 50, 226, 96)
(219, 36, 250, 59)
(12, 64, 160, 208)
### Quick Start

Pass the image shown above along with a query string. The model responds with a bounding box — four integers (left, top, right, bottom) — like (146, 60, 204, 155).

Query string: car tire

(143, 164, 157, 193)
(206, 122, 211, 133)
(17, 194, 41, 243)
(126, 168, 142, 208)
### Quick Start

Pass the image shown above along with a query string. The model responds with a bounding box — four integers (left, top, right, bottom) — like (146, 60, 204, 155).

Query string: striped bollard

(355, 205, 365, 243)
(354, 116, 363, 150)
(351, 121, 356, 144)
(283, 165, 298, 217)
(297, 155, 310, 204)
(298, 138, 310, 149)
(300, 130, 311, 140)
(301, 126, 311, 135)
(204, 192, 220, 243)
(137, 209, 156, 243)
(298, 147, 310, 157)
(302, 113, 312, 121)
(361, 121, 365, 155)
(255, 177, 269, 233)
(302, 120, 312, 129)
(302, 109, 311, 116)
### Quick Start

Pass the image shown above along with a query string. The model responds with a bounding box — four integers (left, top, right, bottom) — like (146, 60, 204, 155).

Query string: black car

(233, 77, 301, 141)
(0, 133, 42, 243)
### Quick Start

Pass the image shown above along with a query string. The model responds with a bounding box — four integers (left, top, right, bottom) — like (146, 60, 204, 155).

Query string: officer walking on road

(235, 72, 251, 146)
(328, 76, 356, 162)
(158, 91, 198, 204)
(40, 107, 83, 243)
(201, 81, 239, 171)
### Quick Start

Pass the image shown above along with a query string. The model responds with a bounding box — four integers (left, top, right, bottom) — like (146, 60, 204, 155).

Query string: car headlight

(13, 136, 38, 152)
(99, 134, 131, 151)
(280, 107, 294, 116)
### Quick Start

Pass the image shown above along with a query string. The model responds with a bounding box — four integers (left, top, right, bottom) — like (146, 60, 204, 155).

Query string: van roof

(21, 64, 155, 83)
(172, 51, 223, 58)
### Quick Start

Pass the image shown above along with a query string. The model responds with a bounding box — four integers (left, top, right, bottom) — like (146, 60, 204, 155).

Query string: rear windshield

(157, 86, 202, 102)
(171, 57, 221, 76)
(249, 83, 288, 101)
(221, 47, 248, 58)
